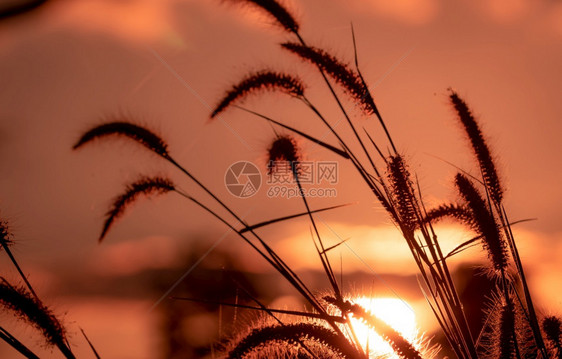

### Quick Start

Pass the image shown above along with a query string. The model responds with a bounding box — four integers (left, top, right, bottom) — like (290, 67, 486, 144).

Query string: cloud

(478, 0, 531, 23)
(473, 0, 562, 37)
(89, 235, 180, 276)
(274, 220, 562, 302)
(275, 222, 476, 274)
(514, 229, 562, 311)
(345, 0, 440, 25)
(549, 3, 562, 37)
(43, 0, 185, 44)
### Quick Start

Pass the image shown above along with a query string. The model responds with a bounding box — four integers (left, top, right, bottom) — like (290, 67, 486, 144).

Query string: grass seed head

(267, 135, 301, 175)
(543, 315, 562, 358)
(543, 316, 562, 343)
(225, 0, 300, 33)
(387, 155, 418, 232)
(454, 173, 509, 273)
(424, 203, 474, 225)
(100, 176, 175, 242)
(211, 71, 305, 118)
(497, 302, 516, 359)
(0, 278, 71, 356)
(0, 219, 14, 248)
(73, 120, 170, 159)
(281, 42, 377, 115)
(449, 89, 503, 203)
(226, 322, 360, 358)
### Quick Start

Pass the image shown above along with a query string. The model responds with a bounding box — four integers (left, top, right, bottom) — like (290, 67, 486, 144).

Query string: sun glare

(349, 297, 420, 358)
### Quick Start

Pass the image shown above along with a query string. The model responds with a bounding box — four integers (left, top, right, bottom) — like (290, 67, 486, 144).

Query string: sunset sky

(0, 0, 561, 357)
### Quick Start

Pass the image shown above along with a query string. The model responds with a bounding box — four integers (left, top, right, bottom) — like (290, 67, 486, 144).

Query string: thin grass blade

(240, 203, 353, 233)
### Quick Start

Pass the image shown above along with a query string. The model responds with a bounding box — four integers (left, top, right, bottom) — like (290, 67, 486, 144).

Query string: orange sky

(0, 0, 561, 357)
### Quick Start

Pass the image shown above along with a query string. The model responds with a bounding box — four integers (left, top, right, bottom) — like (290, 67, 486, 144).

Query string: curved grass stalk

(265, 135, 353, 347)
(80, 328, 101, 359)
(349, 24, 397, 154)
(281, 41, 381, 176)
(234, 106, 350, 159)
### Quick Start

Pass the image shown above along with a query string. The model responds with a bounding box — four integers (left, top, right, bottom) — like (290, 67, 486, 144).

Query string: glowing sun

(349, 297, 420, 358)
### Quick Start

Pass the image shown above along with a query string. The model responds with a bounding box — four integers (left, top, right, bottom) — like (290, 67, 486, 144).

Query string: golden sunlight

(350, 297, 420, 358)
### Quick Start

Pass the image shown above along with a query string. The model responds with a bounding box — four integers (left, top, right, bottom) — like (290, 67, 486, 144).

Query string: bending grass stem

(349, 24, 397, 154)
(1, 242, 38, 300)
(498, 205, 548, 358)
(170, 184, 349, 339)
(294, 35, 381, 180)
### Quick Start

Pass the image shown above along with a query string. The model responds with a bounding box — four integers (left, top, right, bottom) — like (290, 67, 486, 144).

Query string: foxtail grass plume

(351, 304, 423, 359)
(211, 71, 305, 118)
(225, 0, 299, 33)
(0, 278, 74, 358)
(100, 176, 175, 242)
(0, 219, 14, 248)
(281, 42, 377, 115)
(425, 203, 473, 225)
(226, 322, 360, 358)
(267, 134, 301, 175)
(497, 302, 516, 359)
(479, 293, 517, 359)
(449, 90, 503, 204)
(455, 173, 508, 273)
(543, 316, 562, 359)
(387, 155, 418, 232)
(73, 120, 170, 159)
(513, 297, 539, 358)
